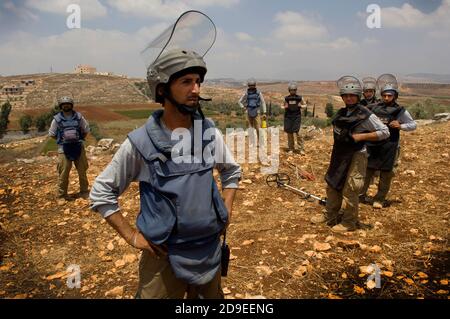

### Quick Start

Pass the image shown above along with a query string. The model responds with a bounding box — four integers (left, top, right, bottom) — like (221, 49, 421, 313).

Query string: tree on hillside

(19, 115, 33, 134)
(0, 101, 12, 139)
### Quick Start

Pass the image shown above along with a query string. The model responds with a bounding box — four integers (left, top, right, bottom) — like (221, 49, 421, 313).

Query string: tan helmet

(57, 96, 74, 108)
(147, 49, 207, 103)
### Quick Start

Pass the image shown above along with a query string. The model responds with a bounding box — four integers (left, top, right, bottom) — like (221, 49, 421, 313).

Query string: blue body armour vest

(246, 89, 261, 118)
(128, 110, 229, 285)
(54, 112, 82, 145)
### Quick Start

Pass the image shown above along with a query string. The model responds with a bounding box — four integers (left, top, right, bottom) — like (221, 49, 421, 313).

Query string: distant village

(0, 65, 128, 108)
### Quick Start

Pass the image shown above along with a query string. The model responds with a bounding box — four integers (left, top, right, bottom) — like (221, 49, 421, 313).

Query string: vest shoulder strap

(128, 125, 162, 163)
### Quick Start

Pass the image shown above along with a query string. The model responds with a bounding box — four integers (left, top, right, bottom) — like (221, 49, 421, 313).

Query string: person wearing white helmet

(282, 82, 307, 154)
(360, 77, 381, 108)
(238, 78, 267, 140)
(310, 76, 390, 233)
(90, 11, 241, 299)
(360, 74, 416, 209)
(48, 96, 90, 199)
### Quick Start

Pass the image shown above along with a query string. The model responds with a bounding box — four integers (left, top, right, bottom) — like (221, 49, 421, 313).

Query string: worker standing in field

(49, 96, 90, 199)
(90, 11, 241, 299)
(238, 78, 267, 143)
(282, 82, 307, 154)
(359, 74, 416, 209)
(311, 76, 389, 233)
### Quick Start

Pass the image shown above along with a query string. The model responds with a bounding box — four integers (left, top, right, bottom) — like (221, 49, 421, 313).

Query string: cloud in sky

(235, 32, 253, 42)
(358, 0, 450, 35)
(273, 11, 328, 41)
(25, 0, 107, 19)
(106, 0, 239, 20)
(0, 1, 449, 79)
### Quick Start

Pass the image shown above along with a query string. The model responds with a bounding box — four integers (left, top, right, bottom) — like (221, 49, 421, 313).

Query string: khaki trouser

(287, 132, 304, 151)
(325, 151, 367, 229)
(57, 144, 89, 197)
(361, 147, 400, 202)
(247, 115, 260, 145)
(136, 250, 224, 299)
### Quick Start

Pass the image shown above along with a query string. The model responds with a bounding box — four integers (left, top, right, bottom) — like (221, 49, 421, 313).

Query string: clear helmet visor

(140, 10, 217, 68)
(362, 77, 377, 90)
(377, 73, 398, 92)
(337, 75, 362, 90)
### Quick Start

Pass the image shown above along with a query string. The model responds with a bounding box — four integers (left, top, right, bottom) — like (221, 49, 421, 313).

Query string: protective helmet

(288, 82, 298, 91)
(247, 78, 257, 87)
(337, 76, 362, 97)
(57, 96, 74, 108)
(362, 77, 377, 91)
(377, 73, 399, 97)
(147, 49, 207, 103)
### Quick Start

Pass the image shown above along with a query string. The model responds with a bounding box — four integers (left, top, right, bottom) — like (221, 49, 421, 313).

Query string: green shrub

(115, 109, 153, 119)
(407, 99, 450, 119)
(19, 115, 33, 134)
(41, 138, 57, 154)
(35, 114, 48, 132)
(302, 117, 331, 128)
(0, 101, 12, 138)
(325, 103, 335, 118)
(90, 122, 103, 141)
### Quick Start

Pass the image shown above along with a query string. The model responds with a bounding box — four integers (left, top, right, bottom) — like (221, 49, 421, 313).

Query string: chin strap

(163, 90, 211, 120)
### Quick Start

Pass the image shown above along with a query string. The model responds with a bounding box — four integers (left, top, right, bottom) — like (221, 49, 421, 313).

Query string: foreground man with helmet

(90, 11, 241, 298)
(311, 76, 390, 233)
(359, 74, 416, 209)
(49, 96, 90, 199)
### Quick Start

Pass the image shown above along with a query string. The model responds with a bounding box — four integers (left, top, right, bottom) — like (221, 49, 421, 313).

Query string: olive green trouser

(361, 147, 400, 202)
(135, 250, 224, 299)
(325, 151, 368, 229)
(287, 132, 304, 151)
(57, 144, 89, 197)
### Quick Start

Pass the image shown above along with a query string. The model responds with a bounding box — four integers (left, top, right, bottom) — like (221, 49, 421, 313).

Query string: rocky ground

(0, 121, 448, 299)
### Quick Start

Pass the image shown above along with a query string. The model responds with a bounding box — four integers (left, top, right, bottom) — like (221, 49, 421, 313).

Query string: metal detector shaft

(281, 184, 326, 205)
(266, 173, 326, 206)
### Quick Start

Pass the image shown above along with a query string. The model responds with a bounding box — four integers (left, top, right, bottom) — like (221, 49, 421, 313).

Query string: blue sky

(0, 0, 449, 80)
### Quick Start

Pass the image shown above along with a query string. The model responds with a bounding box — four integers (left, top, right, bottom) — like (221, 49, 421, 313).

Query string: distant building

(74, 65, 97, 74)
(21, 79, 35, 86)
(95, 71, 114, 76)
(2, 85, 24, 95)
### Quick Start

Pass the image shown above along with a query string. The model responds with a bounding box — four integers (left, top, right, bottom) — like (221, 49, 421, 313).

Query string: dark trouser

(361, 147, 400, 202)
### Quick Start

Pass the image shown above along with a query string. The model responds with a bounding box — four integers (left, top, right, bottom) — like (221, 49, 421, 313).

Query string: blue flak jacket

(128, 110, 228, 285)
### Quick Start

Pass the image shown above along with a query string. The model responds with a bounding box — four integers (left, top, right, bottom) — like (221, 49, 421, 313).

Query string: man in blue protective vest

(90, 49, 241, 298)
(49, 96, 90, 199)
(238, 78, 267, 141)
